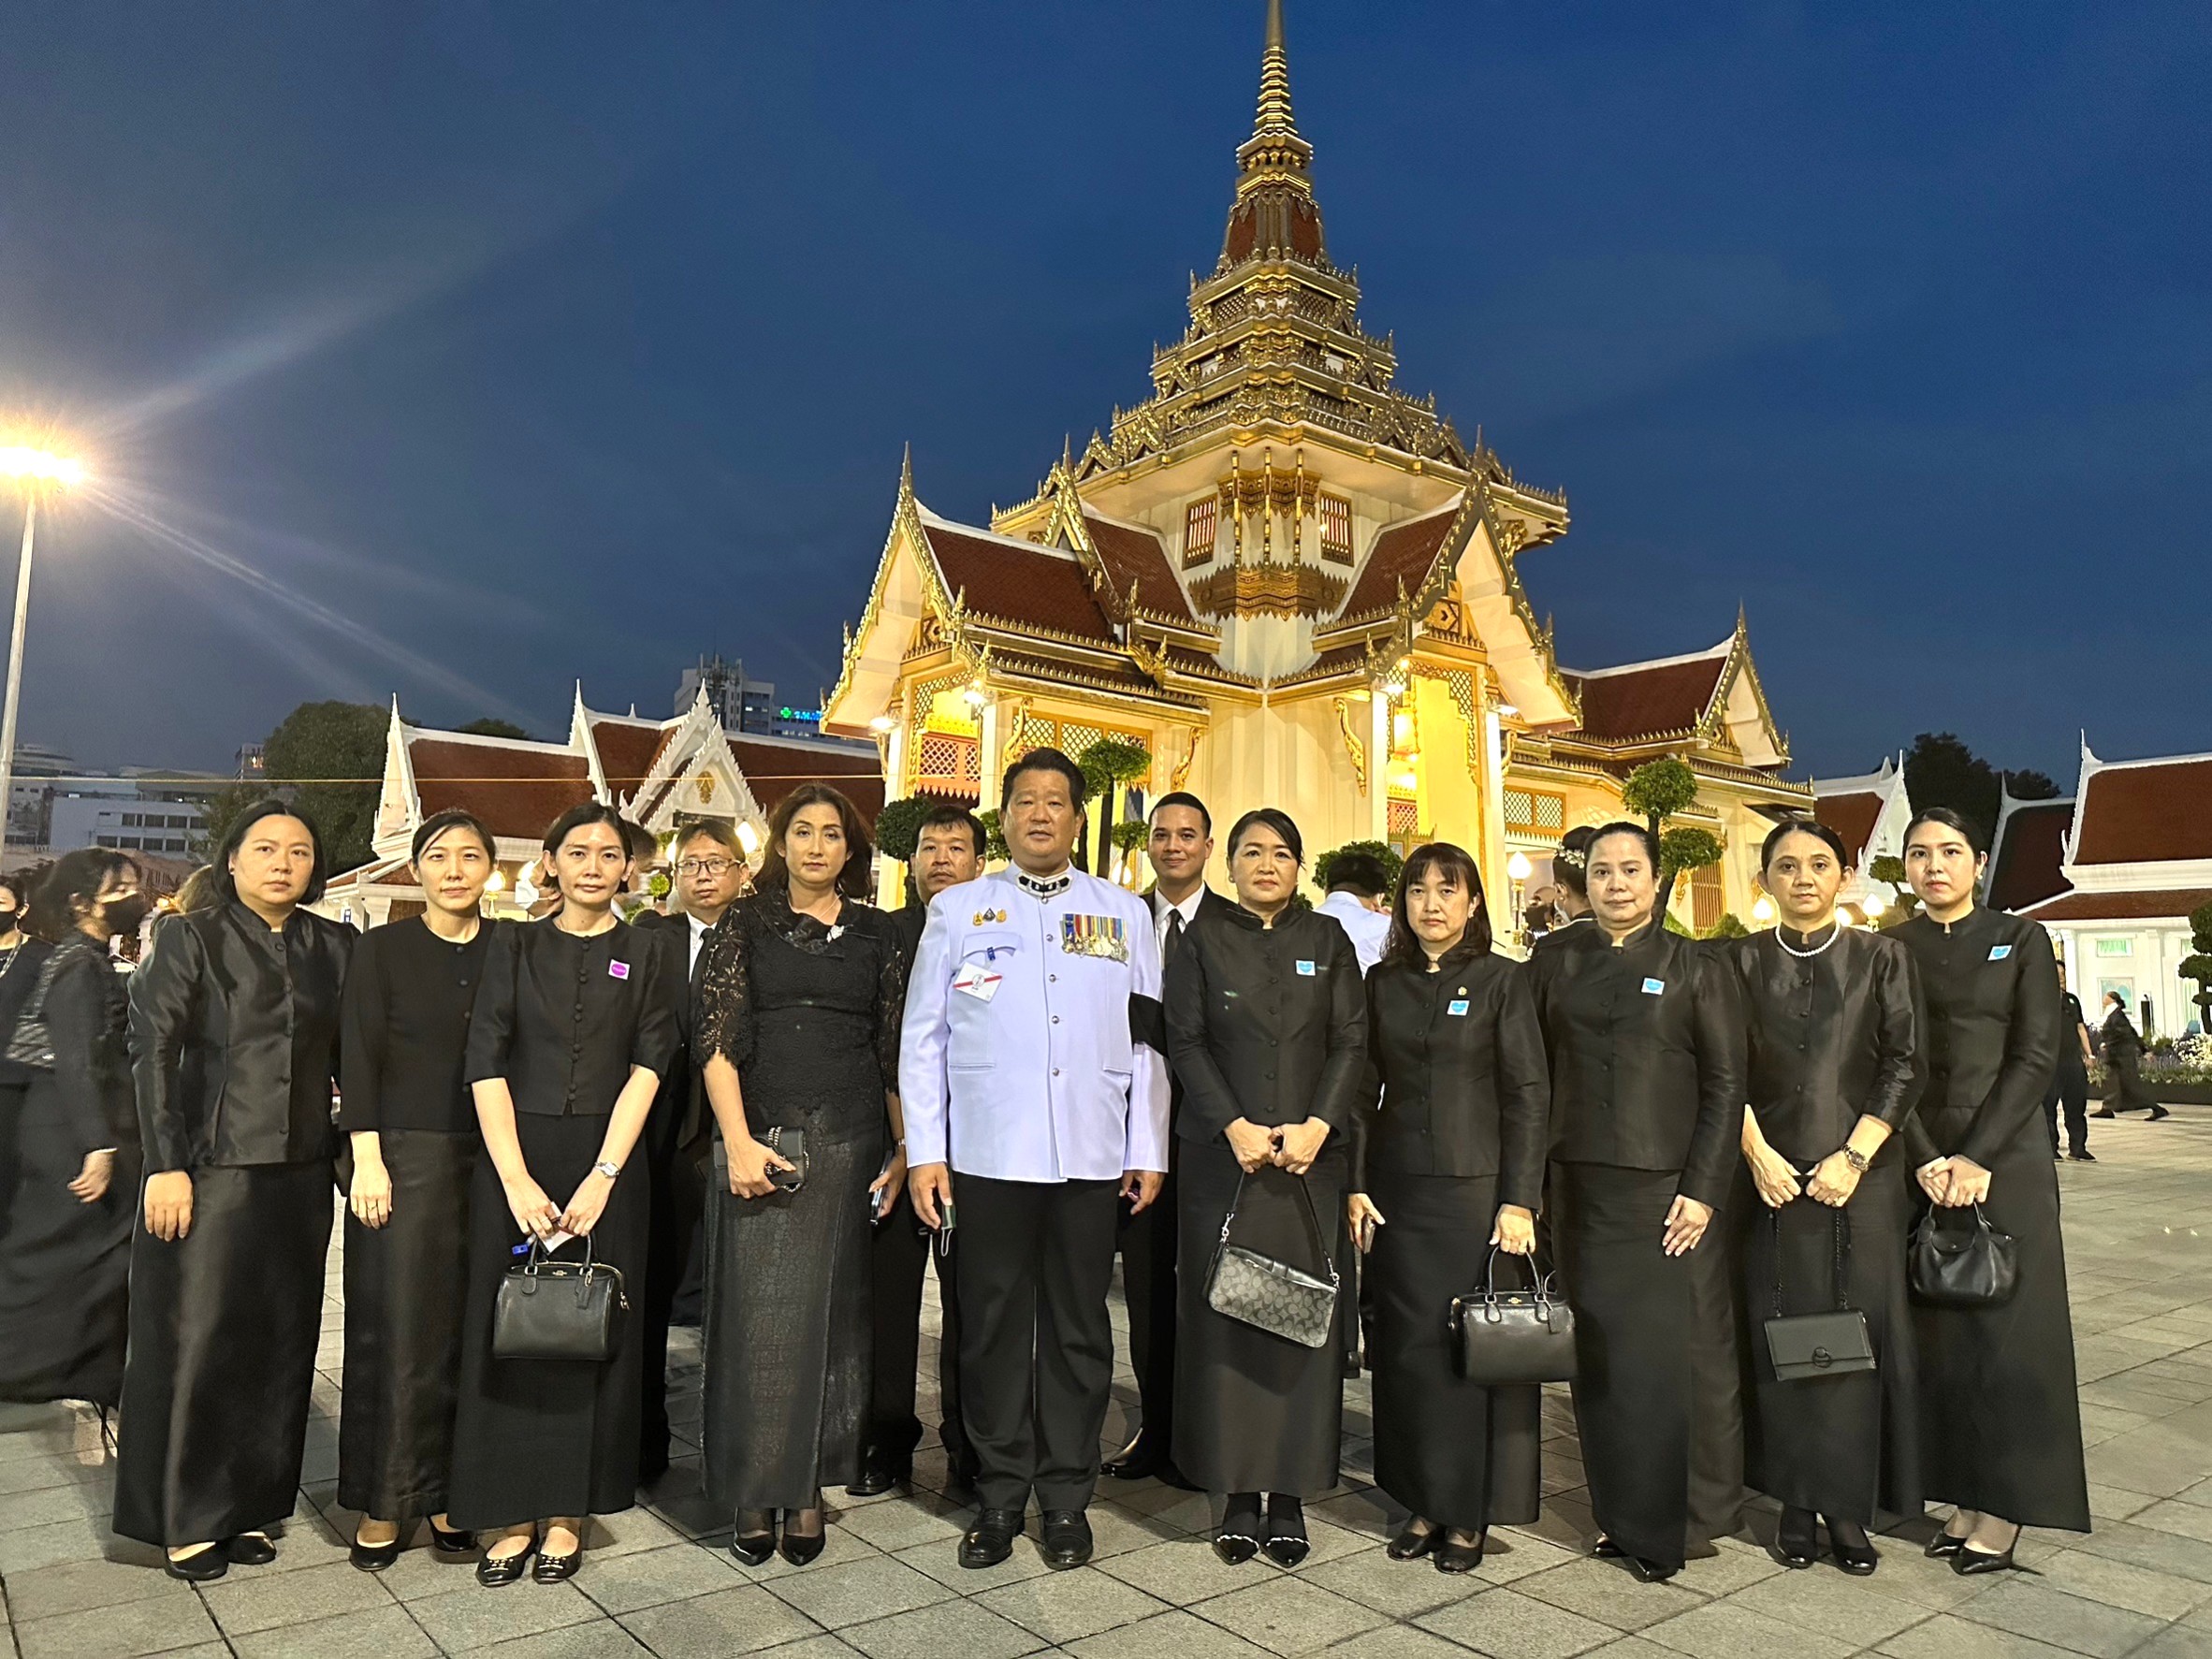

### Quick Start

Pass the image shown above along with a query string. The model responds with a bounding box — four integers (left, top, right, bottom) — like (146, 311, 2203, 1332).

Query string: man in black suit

(633, 818, 749, 1482)
(851, 803, 986, 1495)
(1100, 790, 1227, 1488)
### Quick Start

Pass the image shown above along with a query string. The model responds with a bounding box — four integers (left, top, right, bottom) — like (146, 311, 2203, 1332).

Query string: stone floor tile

(618, 1583, 826, 1657)
(978, 1567, 1173, 1645)
(1659, 1541, 1782, 1598)
(574, 1539, 746, 1614)
(2140, 1502, 2212, 1547)
(838, 1595, 1049, 1659)
(1066, 1608, 1273, 1659)
(1186, 1577, 1387, 1657)
(1414, 1585, 1615, 1659)
(2070, 1521, 2212, 1586)
(713, 1522, 884, 1584)
(1730, 1566, 1928, 1646)
(1512, 1558, 1707, 1633)
(450, 1615, 654, 1658)
(1312, 1625, 1477, 1659)
(1461, 1533, 1589, 1589)
(405, 1577, 602, 1651)
(1302, 1546, 1492, 1622)
(2030, 1545, 2212, 1620)
(890, 1535, 1059, 1593)
(833, 1492, 983, 1554)
(204, 1558, 396, 1636)
(1636, 1598, 1855, 1659)
(0, 1557, 195, 1623)
(1949, 1576, 2169, 1657)
(13, 1594, 223, 1659)
(227, 1601, 437, 1659)
(2088, 1482, 2161, 1522)
(1098, 1538, 1284, 1608)
(768, 1555, 956, 1631)
(2129, 1626, 2212, 1659)
(1876, 1611, 2097, 1659)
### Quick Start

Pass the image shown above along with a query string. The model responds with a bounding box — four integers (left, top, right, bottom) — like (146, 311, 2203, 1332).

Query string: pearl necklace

(1776, 923, 1842, 960)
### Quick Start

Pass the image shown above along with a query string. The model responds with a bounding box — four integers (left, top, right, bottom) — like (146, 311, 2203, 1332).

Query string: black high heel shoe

(1215, 1494, 1262, 1565)
(476, 1535, 538, 1587)
(429, 1519, 477, 1557)
(731, 1509, 778, 1567)
(1925, 1527, 1970, 1559)
(779, 1506, 827, 1567)
(1262, 1494, 1309, 1568)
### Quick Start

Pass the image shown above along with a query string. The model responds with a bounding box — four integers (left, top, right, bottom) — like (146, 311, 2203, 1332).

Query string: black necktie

(1164, 908, 1186, 965)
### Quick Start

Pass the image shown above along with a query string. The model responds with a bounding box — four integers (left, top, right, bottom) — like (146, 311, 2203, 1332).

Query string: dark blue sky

(1, 2, 2203, 782)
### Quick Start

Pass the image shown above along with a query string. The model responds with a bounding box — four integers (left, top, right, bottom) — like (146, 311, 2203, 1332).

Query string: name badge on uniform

(1060, 914, 1128, 963)
(1296, 960, 1317, 977)
(1987, 944, 2012, 961)
(952, 968, 1002, 1002)
(1447, 998, 1471, 1017)
(608, 960, 631, 981)
(1641, 977, 1666, 996)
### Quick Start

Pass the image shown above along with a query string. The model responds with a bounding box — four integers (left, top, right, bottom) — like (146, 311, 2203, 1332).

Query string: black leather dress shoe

(429, 1521, 477, 1556)
(1388, 1524, 1441, 1562)
(1041, 1509, 1093, 1569)
(476, 1539, 537, 1587)
(222, 1533, 278, 1566)
(960, 1507, 1025, 1569)
(350, 1535, 403, 1572)
(1825, 1517, 1879, 1576)
(1925, 1529, 1969, 1559)
(1953, 1544, 2017, 1576)
(1435, 1533, 1485, 1574)
(1624, 1554, 1679, 1583)
(847, 1457, 911, 1498)
(1776, 1506, 1819, 1570)
(164, 1546, 227, 1583)
(1103, 1432, 1167, 1481)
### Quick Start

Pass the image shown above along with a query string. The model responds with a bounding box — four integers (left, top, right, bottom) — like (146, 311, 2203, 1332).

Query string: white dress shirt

(900, 866, 1170, 1183)
(1317, 890, 1392, 975)
(1152, 885, 1207, 954)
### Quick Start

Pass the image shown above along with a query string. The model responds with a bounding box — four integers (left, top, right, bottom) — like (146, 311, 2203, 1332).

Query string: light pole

(0, 446, 87, 853)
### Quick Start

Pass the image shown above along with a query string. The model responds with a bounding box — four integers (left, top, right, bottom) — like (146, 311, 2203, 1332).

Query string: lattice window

(1692, 864, 1724, 934)
(1184, 498, 1217, 568)
(1318, 493, 1353, 564)
(915, 732, 981, 793)
(1387, 796, 1420, 852)
(1503, 787, 1567, 836)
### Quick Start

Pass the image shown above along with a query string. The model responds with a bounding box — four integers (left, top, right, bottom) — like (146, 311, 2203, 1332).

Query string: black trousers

(640, 1128, 711, 1476)
(2046, 1061, 2088, 1156)
(1113, 1167, 1177, 1449)
(864, 1186, 970, 1470)
(953, 1172, 1120, 1514)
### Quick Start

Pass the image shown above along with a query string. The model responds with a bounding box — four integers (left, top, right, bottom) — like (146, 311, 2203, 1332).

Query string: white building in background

(2019, 742, 2212, 1039)
(1811, 754, 1911, 916)
(51, 790, 205, 856)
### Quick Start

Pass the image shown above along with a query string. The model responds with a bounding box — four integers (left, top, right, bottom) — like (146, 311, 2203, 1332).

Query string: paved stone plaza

(5, 1111, 2211, 1659)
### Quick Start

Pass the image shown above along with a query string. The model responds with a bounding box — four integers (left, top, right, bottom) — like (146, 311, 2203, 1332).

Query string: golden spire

(1254, 0, 1298, 143)
(1223, 0, 1323, 269)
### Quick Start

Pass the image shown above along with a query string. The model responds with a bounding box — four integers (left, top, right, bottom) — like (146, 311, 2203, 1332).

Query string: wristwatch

(1841, 1146, 1870, 1173)
(594, 1159, 621, 1180)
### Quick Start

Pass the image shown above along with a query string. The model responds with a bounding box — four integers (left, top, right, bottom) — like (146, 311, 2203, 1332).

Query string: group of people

(0, 741, 2097, 1599)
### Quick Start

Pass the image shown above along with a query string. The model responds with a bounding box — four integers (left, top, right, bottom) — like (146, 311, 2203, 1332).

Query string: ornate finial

(1255, 0, 1297, 141)
(899, 442, 913, 495)
(1736, 600, 1749, 638)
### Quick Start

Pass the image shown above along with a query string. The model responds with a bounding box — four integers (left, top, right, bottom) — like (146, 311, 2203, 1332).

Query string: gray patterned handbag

(1204, 1171, 1340, 1349)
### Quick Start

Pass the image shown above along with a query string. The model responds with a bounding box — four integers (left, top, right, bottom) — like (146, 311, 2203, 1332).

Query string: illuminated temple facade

(823, 1, 1812, 935)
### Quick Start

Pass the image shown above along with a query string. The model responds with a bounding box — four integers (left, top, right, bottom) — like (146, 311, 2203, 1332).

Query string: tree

(262, 701, 388, 872)
(1660, 826, 1724, 886)
(1314, 840, 1405, 895)
(871, 796, 934, 865)
(973, 808, 1011, 863)
(1076, 736, 1151, 880)
(1623, 757, 1708, 914)
(1703, 912, 1750, 940)
(457, 717, 533, 741)
(1868, 853, 1919, 923)
(2182, 902, 2212, 1035)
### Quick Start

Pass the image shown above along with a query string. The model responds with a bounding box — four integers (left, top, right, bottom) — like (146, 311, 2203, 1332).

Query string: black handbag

(491, 1238, 630, 1362)
(1763, 1204, 1877, 1383)
(1910, 1201, 2018, 1308)
(1204, 1171, 1340, 1349)
(1448, 1247, 1577, 1386)
(4, 948, 65, 1070)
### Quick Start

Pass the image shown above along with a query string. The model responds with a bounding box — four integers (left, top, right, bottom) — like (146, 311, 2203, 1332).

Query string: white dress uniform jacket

(900, 867, 1170, 1183)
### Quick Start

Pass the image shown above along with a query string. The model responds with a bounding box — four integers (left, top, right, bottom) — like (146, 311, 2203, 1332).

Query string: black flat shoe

(845, 1457, 910, 1498)
(164, 1546, 227, 1583)
(531, 1548, 581, 1583)
(2070, 1150, 2097, 1161)
(1954, 1544, 2017, 1576)
(960, 1507, 1024, 1570)
(350, 1535, 403, 1572)
(1388, 1524, 1441, 1562)
(1593, 1535, 1625, 1560)
(221, 1533, 277, 1566)
(1925, 1530, 1969, 1559)
(1624, 1554, 1679, 1583)
(2149, 1106, 2171, 1121)
(1435, 1533, 1485, 1574)
(476, 1539, 537, 1587)
(1825, 1517, 1879, 1576)
(1041, 1509, 1093, 1569)
(429, 1521, 477, 1556)
(1776, 1506, 1819, 1570)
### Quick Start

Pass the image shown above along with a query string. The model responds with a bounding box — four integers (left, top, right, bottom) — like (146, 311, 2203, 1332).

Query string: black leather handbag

(1763, 1205, 1877, 1383)
(492, 1238, 630, 1362)
(1910, 1201, 2018, 1308)
(1204, 1171, 1340, 1349)
(1448, 1247, 1577, 1386)
(3, 949, 65, 1070)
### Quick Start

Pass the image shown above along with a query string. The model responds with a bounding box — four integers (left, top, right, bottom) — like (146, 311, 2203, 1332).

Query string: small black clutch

(1763, 1204, 1877, 1382)
(492, 1239, 629, 1362)
(1448, 1248, 1578, 1386)
(1910, 1202, 2018, 1308)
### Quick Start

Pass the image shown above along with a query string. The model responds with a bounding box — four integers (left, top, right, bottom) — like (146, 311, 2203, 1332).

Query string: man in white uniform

(903, 749, 1170, 1571)
(1316, 849, 1393, 974)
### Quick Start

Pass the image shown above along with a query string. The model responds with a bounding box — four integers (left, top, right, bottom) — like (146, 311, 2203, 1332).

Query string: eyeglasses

(677, 857, 736, 877)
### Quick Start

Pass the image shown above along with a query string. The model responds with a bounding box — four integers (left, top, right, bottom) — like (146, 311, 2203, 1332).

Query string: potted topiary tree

(1076, 736, 1152, 879)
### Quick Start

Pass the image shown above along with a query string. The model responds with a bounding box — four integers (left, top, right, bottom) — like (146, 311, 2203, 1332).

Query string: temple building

(1812, 755, 1913, 918)
(822, 0, 1810, 932)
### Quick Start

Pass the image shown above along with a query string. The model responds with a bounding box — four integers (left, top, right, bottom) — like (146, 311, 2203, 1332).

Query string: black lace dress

(695, 886, 904, 1513)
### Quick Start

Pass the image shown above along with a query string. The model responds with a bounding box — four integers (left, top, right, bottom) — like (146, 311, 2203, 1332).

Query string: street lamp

(0, 445, 87, 851)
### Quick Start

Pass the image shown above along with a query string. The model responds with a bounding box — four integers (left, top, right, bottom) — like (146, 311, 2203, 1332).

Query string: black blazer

(1164, 902, 1367, 1143)
(464, 917, 681, 1119)
(128, 903, 355, 1172)
(1355, 943, 1549, 1207)
(32, 934, 136, 1155)
(1897, 907, 2061, 1171)
(633, 909, 715, 1147)
(1528, 919, 1745, 1210)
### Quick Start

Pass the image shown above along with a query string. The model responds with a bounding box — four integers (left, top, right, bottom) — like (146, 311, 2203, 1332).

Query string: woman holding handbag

(1165, 808, 1366, 1567)
(446, 804, 680, 1586)
(1728, 822, 1925, 1576)
(1346, 843, 1548, 1575)
(1895, 807, 2088, 1573)
(693, 785, 907, 1568)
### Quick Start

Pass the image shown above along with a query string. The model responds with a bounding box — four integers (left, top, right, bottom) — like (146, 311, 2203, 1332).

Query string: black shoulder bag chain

(1764, 1203, 1878, 1383)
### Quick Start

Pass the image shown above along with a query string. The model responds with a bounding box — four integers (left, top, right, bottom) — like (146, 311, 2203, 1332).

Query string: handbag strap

(1219, 1169, 1340, 1289)
(1769, 1201, 1851, 1319)
(1481, 1244, 1554, 1305)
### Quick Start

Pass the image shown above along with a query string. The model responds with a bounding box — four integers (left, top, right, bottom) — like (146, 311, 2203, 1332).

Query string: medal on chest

(1060, 914, 1128, 963)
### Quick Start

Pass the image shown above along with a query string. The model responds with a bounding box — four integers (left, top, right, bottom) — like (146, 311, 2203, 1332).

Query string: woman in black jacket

(1529, 822, 1745, 1584)
(2092, 993, 2166, 1120)
(0, 851, 142, 1409)
(1729, 822, 1924, 1576)
(1896, 807, 2088, 1573)
(116, 802, 355, 1580)
(1348, 843, 1547, 1574)
(1165, 808, 1366, 1568)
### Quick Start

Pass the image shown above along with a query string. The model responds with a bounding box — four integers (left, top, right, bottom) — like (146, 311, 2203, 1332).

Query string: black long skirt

(446, 1113, 648, 1530)
(339, 1130, 476, 1521)
(1735, 1164, 1921, 1523)
(1172, 1144, 1345, 1498)
(702, 1130, 877, 1512)
(1366, 1170, 1541, 1532)
(1553, 1163, 1742, 1572)
(1912, 1129, 2090, 1531)
(0, 1081, 137, 1407)
(111, 1160, 334, 1548)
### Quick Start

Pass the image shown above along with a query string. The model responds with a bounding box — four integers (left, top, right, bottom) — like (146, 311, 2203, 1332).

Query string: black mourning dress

(1530, 921, 1746, 1572)
(1725, 924, 1925, 1526)
(1356, 943, 1550, 1534)
(696, 887, 905, 1513)
(1897, 909, 2089, 1534)
(114, 905, 354, 1549)
(2100, 1007, 2158, 1114)
(0, 934, 137, 1406)
(1165, 903, 1366, 1499)
(446, 919, 680, 1531)
(0, 936, 55, 1240)
(336, 916, 491, 1523)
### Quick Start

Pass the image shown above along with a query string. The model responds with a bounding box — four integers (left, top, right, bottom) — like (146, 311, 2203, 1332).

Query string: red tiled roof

(589, 719, 669, 800)
(1988, 800, 2075, 913)
(1084, 515, 1196, 625)
(2076, 757, 2212, 865)
(407, 737, 593, 841)
(1817, 791, 1885, 867)
(922, 519, 1115, 644)
(2021, 887, 2212, 924)
(730, 739, 884, 823)
(1562, 654, 1725, 744)
(1341, 509, 1456, 618)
